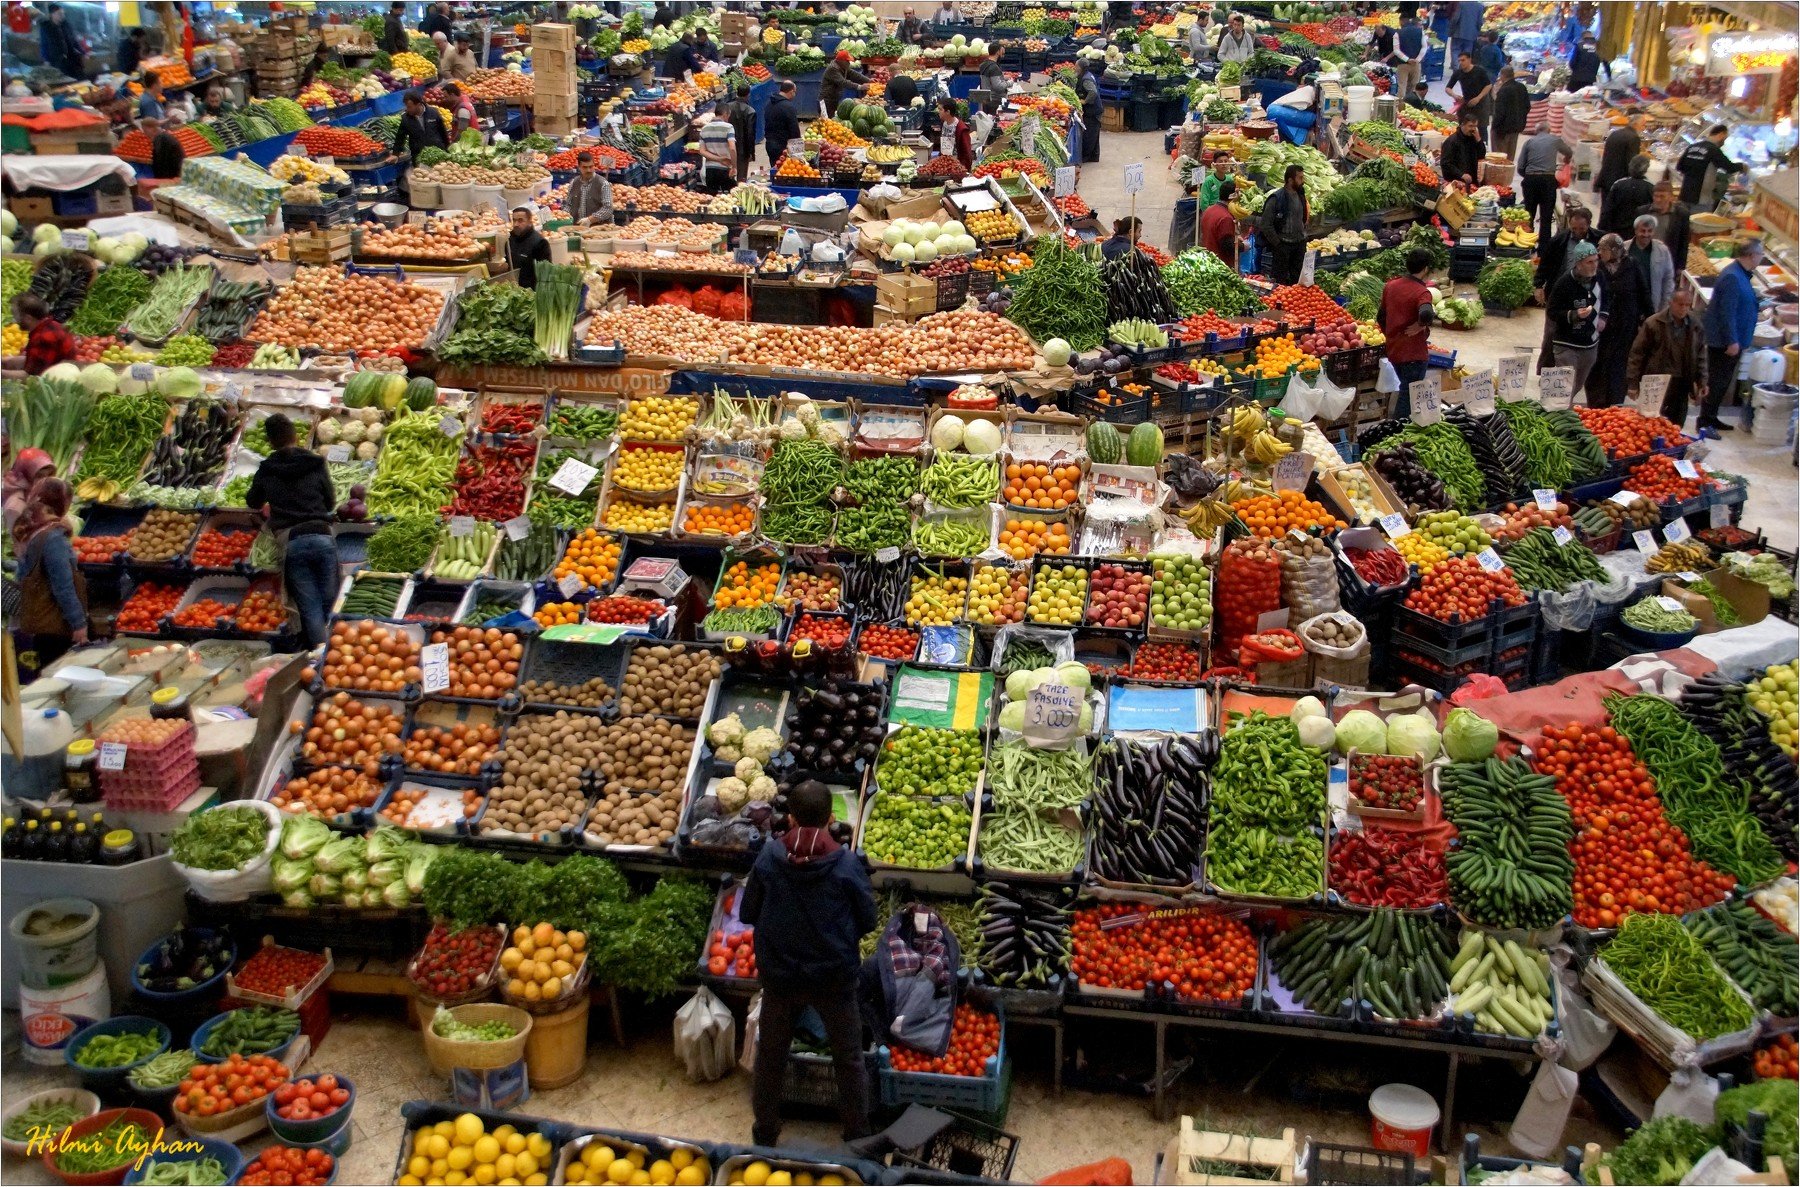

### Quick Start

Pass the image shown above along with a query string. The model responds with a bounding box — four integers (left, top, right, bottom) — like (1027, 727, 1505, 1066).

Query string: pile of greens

(1005, 238, 1108, 350)
(438, 281, 545, 366)
(1716, 1079, 1798, 1178)
(1477, 259, 1535, 311)
(170, 805, 270, 871)
(1162, 248, 1264, 317)
(1586, 1117, 1716, 1187)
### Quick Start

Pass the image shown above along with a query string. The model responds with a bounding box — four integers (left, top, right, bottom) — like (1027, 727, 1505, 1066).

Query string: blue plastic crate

(877, 1003, 1007, 1116)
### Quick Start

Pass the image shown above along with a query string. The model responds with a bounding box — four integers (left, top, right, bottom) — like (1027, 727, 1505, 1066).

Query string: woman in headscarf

(3, 448, 54, 533)
(12, 477, 88, 677)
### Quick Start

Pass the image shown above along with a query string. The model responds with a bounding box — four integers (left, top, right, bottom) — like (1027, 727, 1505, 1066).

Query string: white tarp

(2, 153, 137, 193)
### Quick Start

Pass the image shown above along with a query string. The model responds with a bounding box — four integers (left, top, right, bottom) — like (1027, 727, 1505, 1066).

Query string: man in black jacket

(420, 2, 454, 41)
(507, 207, 552, 288)
(1259, 164, 1309, 285)
(741, 781, 876, 1149)
(247, 414, 339, 649)
(763, 80, 801, 170)
(728, 84, 758, 180)
(1489, 65, 1528, 160)
(1677, 124, 1744, 206)
(1601, 155, 1654, 238)
(1439, 114, 1485, 186)
(1593, 121, 1639, 218)
(382, 2, 409, 54)
(1636, 180, 1692, 255)
(390, 89, 449, 165)
(1587, 233, 1649, 407)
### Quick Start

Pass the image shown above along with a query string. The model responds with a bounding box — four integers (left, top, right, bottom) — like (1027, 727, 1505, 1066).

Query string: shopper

(1677, 124, 1744, 207)
(440, 33, 479, 81)
(1593, 121, 1640, 223)
(38, 5, 82, 78)
(1628, 286, 1706, 429)
(697, 102, 738, 192)
(1489, 65, 1528, 160)
(507, 207, 552, 289)
(937, 97, 973, 169)
(820, 50, 870, 118)
(728, 84, 758, 180)
(136, 69, 167, 130)
(3, 449, 55, 535)
(4, 294, 75, 377)
(663, 31, 699, 82)
(1602, 155, 1654, 238)
(1475, 30, 1505, 78)
(245, 414, 338, 650)
(149, 116, 186, 181)
(1379, 249, 1437, 420)
(381, 1, 409, 54)
(1446, 50, 1492, 127)
(421, 1, 454, 41)
(741, 780, 876, 1150)
(566, 152, 615, 226)
(1075, 59, 1102, 163)
(1438, 113, 1485, 186)
(1258, 164, 1309, 286)
(1566, 33, 1609, 91)
(1699, 238, 1762, 433)
(1100, 217, 1142, 261)
(764, 80, 801, 170)
(977, 43, 1006, 97)
(116, 26, 145, 77)
(390, 88, 450, 165)
(1545, 241, 1604, 391)
(1630, 214, 1677, 312)
(886, 71, 919, 110)
(1448, 0, 1483, 69)
(300, 41, 334, 90)
(1187, 9, 1214, 62)
(1587, 234, 1648, 408)
(13, 478, 87, 677)
(1392, 13, 1425, 105)
(1215, 13, 1256, 64)
(1636, 180, 1692, 255)
(1533, 204, 1599, 306)
(1200, 180, 1239, 268)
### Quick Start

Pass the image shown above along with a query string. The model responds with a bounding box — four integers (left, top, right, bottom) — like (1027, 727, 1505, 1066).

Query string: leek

(533, 263, 583, 362)
(5, 376, 96, 474)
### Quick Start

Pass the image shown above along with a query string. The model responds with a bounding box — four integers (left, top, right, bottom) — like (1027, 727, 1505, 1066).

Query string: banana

(1245, 431, 1293, 464)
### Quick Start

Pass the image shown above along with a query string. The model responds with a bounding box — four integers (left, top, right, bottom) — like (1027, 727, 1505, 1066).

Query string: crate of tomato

(224, 938, 334, 1051)
(877, 1000, 1008, 1116)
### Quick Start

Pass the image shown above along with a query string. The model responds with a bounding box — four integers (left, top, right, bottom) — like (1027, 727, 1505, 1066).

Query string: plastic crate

(517, 635, 630, 713)
(1303, 1141, 1424, 1185)
(890, 1110, 1020, 1182)
(1073, 388, 1150, 425)
(877, 1007, 1007, 1117)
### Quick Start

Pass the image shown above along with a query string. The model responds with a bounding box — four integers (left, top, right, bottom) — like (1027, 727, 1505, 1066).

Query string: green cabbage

(367, 859, 402, 889)
(1442, 708, 1499, 762)
(1385, 710, 1441, 760)
(1334, 709, 1387, 755)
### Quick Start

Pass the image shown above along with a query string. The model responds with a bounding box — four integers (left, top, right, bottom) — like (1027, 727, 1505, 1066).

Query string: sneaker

(1705, 419, 1736, 433)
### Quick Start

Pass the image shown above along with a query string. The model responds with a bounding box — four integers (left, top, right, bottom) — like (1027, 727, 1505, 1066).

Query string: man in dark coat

(1586, 233, 1649, 408)
(1636, 180, 1692, 256)
(382, 2, 409, 54)
(1439, 114, 1486, 186)
(1593, 121, 1640, 218)
(762, 80, 801, 170)
(1601, 155, 1654, 238)
(1489, 65, 1529, 160)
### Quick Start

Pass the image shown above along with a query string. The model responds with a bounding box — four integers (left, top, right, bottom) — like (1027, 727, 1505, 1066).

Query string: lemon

(631, 1173, 650, 1186)
(650, 1159, 676, 1185)
(514, 1151, 538, 1178)
(411, 1156, 433, 1178)
(474, 1136, 501, 1165)
(454, 1114, 486, 1148)
(445, 1173, 468, 1186)
(430, 1158, 450, 1179)
(427, 1135, 452, 1161)
(585, 1146, 616, 1173)
(607, 1156, 635, 1184)
(415, 1131, 435, 1155)
(496, 1154, 517, 1179)
(626, 1150, 645, 1170)
(743, 1161, 772, 1187)
(668, 1150, 693, 1171)
(494, 1125, 517, 1143)
(796, 1175, 814, 1186)
(525, 1177, 548, 1187)
(767, 1172, 793, 1187)
(474, 1167, 497, 1186)
(448, 1146, 475, 1171)
(505, 1133, 528, 1155)
(400, 1177, 423, 1186)
(437, 1121, 458, 1139)
(527, 1134, 553, 1162)
(676, 1168, 706, 1186)
(821, 1177, 846, 1186)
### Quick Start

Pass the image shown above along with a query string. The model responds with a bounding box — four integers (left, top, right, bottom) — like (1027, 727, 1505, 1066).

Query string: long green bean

(988, 741, 1092, 810)
(52, 1119, 149, 1175)
(123, 263, 212, 342)
(67, 265, 153, 336)
(1601, 911, 1756, 1041)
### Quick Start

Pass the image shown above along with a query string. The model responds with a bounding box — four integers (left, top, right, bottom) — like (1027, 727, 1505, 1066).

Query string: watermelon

(375, 374, 409, 412)
(1086, 421, 1122, 465)
(836, 98, 857, 120)
(1126, 422, 1164, 467)
(404, 377, 437, 412)
(343, 371, 382, 409)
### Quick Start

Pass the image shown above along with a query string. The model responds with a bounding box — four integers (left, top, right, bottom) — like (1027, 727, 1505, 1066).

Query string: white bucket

(19, 962, 109, 1065)
(1751, 383, 1798, 445)
(1369, 1083, 1439, 1157)
(1346, 84, 1375, 124)
(8, 897, 100, 991)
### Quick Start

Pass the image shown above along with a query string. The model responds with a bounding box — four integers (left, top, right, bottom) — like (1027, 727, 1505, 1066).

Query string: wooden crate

(1171, 1121, 1297, 1185)
(876, 272, 937, 319)
(289, 226, 353, 265)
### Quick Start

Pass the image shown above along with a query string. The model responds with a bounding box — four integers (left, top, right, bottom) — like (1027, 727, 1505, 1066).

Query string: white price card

(1497, 354, 1530, 398)
(129, 363, 157, 384)
(1537, 367, 1575, 411)
(1410, 380, 1443, 426)
(548, 456, 598, 496)
(875, 546, 902, 564)
(1475, 547, 1505, 572)
(1635, 374, 1670, 417)
(1299, 248, 1318, 288)
(449, 516, 475, 538)
(1710, 503, 1731, 528)
(1458, 370, 1496, 417)
(59, 229, 89, 252)
(557, 572, 585, 598)
(420, 642, 451, 693)
(1677, 570, 1703, 582)
(1533, 488, 1559, 511)
(503, 515, 532, 541)
(325, 444, 351, 463)
(1674, 459, 1700, 480)
(1664, 517, 1691, 543)
(1123, 162, 1144, 195)
(1020, 114, 1041, 149)
(98, 742, 128, 772)
(1256, 607, 1291, 632)
(1272, 451, 1313, 493)
(1552, 525, 1573, 546)
(1379, 512, 1411, 539)
(1053, 165, 1077, 197)
(1610, 489, 1643, 508)
(439, 414, 462, 438)
(1633, 529, 1658, 553)
(1656, 596, 1687, 614)
(1023, 682, 1081, 748)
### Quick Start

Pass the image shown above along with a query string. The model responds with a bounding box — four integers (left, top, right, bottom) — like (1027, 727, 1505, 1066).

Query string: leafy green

(422, 848, 524, 929)
(587, 878, 713, 998)
(1716, 1079, 1797, 1178)
(1586, 1117, 1716, 1187)
(170, 805, 270, 871)
(1477, 259, 1535, 311)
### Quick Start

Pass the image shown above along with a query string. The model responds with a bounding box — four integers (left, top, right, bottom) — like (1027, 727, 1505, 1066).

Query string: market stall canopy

(2, 154, 138, 195)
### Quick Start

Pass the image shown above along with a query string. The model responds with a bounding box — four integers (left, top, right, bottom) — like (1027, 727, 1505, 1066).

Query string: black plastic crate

(1303, 1141, 1424, 1186)
(890, 1110, 1020, 1183)
(1073, 388, 1150, 425)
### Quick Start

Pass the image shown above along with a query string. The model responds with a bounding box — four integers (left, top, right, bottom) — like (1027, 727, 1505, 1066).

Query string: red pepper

(1328, 829, 1447, 909)
(480, 402, 542, 435)
(447, 438, 535, 520)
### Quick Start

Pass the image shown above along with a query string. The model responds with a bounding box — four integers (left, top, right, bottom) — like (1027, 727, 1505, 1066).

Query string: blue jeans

(1392, 358, 1428, 420)
(283, 532, 340, 649)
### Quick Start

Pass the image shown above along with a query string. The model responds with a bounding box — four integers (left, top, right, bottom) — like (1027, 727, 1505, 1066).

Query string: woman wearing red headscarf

(13, 478, 88, 677)
(3, 448, 55, 535)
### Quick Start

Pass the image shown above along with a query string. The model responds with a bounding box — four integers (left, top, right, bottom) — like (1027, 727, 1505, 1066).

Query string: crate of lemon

(395, 1110, 562, 1187)
(500, 921, 590, 1011)
(556, 1132, 713, 1186)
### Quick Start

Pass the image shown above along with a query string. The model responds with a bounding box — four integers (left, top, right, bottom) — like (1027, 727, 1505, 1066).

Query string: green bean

(1495, 399, 1573, 490)
(53, 1119, 149, 1175)
(67, 265, 153, 337)
(1683, 578, 1740, 626)
(760, 502, 832, 545)
(1621, 597, 1699, 634)
(2, 1098, 82, 1142)
(988, 740, 1091, 810)
(74, 393, 169, 485)
(140, 1155, 228, 1185)
(1601, 912, 1756, 1041)
(128, 1049, 200, 1090)
(124, 263, 212, 342)
(920, 453, 1000, 509)
(979, 804, 1083, 872)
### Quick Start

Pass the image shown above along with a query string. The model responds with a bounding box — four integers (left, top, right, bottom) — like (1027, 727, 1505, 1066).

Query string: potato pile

(582, 716, 695, 850)
(127, 509, 200, 562)
(517, 676, 614, 709)
(617, 644, 720, 717)
(486, 711, 607, 838)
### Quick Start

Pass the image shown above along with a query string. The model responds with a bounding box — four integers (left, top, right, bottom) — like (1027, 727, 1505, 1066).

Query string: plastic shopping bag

(1507, 1057, 1579, 1160)
(738, 991, 762, 1076)
(1377, 356, 1401, 394)
(675, 986, 737, 1083)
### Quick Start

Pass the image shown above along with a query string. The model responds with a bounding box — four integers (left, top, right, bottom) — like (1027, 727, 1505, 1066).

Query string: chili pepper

(479, 401, 542, 435)
(448, 437, 535, 520)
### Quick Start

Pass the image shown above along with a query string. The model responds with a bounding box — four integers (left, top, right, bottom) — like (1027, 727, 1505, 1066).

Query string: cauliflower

(356, 406, 384, 425)
(715, 776, 749, 812)
(742, 727, 782, 764)
(363, 422, 385, 442)
(778, 418, 808, 441)
(707, 712, 746, 750)
(356, 441, 378, 460)
(734, 756, 764, 783)
(338, 419, 366, 445)
(315, 419, 340, 444)
(714, 743, 742, 764)
(748, 775, 777, 803)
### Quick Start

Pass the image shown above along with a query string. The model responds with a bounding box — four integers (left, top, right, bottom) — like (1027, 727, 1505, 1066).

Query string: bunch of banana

(75, 477, 122, 504)
(1495, 226, 1538, 249)
(1244, 430, 1293, 464)
(867, 144, 911, 164)
(1226, 404, 1267, 445)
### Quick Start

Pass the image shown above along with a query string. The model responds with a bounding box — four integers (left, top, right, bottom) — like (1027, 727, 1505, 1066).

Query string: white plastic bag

(1284, 370, 1324, 421)
(174, 801, 285, 902)
(738, 991, 762, 1076)
(1653, 1066, 1720, 1126)
(1550, 951, 1615, 1070)
(1377, 356, 1401, 394)
(1313, 373, 1355, 422)
(674, 986, 738, 1083)
(1508, 1057, 1579, 1160)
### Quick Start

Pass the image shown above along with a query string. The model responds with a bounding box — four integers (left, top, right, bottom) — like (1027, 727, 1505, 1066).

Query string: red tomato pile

(1266, 284, 1354, 326)
(292, 125, 384, 159)
(1575, 406, 1690, 458)
(1623, 454, 1708, 503)
(1216, 538, 1281, 663)
(586, 595, 668, 624)
(1533, 722, 1733, 928)
(238, 589, 290, 633)
(174, 598, 237, 629)
(273, 1074, 350, 1123)
(1350, 754, 1423, 811)
(410, 923, 503, 999)
(1343, 545, 1409, 587)
(791, 613, 853, 649)
(116, 582, 186, 632)
(1071, 903, 1257, 1003)
(176, 1053, 288, 1116)
(1328, 829, 1447, 908)
(73, 534, 129, 563)
(1172, 311, 1245, 342)
(705, 928, 756, 978)
(238, 1146, 335, 1186)
(859, 623, 919, 661)
(191, 528, 257, 568)
(1755, 1033, 1799, 1080)
(1124, 641, 1202, 682)
(889, 1003, 1000, 1076)
(233, 944, 328, 999)
(1403, 556, 1526, 623)
(1085, 564, 1150, 628)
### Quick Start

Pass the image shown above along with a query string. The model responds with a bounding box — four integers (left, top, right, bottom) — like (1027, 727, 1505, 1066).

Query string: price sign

(407, 210, 430, 225)
(1537, 367, 1574, 411)
(1610, 489, 1643, 508)
(875, 546, 902, 564)
(1053, 165, 1077, 197)
(503, 515, 532, 541)
(1220, 84, 1241, 101)
(786, 138, 806, 159)
(557, 572, 585, 598)
(439, 414, 462, 438)
(1633, 529, 1658, 553)
(98, 742, 128, 771)
(420, 642, 451, 693)
(1710, 503, 1732, 528)
(1256, 607, 1292, 632)
(1634, 374, 1671, 417)
(549, 456, 597, 496)
(1272, 451, 1313, 493)
(59, 229, 89, 252)
(1020, 113, 1041, 149)
(1299, 248, 1319, 288)
(1678, 570, 1703, 582)
(1410, 380, 1442, 426)
(1123, 162, 1144, 195)
(1497, 354, 1530, 399)
(449, 516, 475, 538)
(1674, 458, 1700, 480)
(1552, 525, 1573, 547)
(1533, 488, 1559, 511)
(1664, 517, 1691, 543)
(1023, 682, 1081, 747)
(1475, 547, 1505, 572)
(1458, 370, 1496, 417)
(325, 444, 351, 463)
(1379, 512, 1411, 539)
(129, 363, 157, 384)
(1656, 596, 1687, 614)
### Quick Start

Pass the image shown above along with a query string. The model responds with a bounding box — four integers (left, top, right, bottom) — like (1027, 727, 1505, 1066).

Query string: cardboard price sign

(1458, 370, 1496, 416)
(1634, 374, 1671, 417)
(549, 456, 598, 496)
(1664, 517, 1691, 544)
(449, 516, 476, 538)
(1123, 162, 1145, 195)
(1380, 512, 1411, 539)
(503, 515, 533, 541)
(98, 742, 128, 772)
(1497, 354, 1530, 399)
(1023, 682, 1081, 748)
(1533, 489, 1559, 512)
(1410, 380, 1443, 426)
(1053, 165, 1077, 197)
(1475, 547, 1505, 572)
(420, 643, 451, 693)
(1272, 451, 1314, 493)
(1537, 367, 1575, 411)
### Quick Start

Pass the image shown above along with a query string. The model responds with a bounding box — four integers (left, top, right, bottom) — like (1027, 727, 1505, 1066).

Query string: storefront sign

(1706, 31, 1797, 76)
(436, 365, 673, 396)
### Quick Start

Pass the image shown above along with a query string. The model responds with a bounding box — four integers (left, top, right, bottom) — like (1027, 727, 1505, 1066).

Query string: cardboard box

(1101, 106, 1126, 133)
(95, 188, 133, 216)
(531, 22, 577, 49)
(9, 195, 54, 222)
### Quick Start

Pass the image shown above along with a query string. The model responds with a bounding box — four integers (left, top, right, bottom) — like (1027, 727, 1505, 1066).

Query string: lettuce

(271, 856, 311, 894)
(365, 825, 413, 864)
(278, 813, 332, 862)
(313, 836, 364, 876)
(368, 859, 402, 889)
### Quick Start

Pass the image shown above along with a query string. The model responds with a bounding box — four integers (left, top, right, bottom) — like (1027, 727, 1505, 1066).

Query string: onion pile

(312, 621, 423, 693)
(248, 267, 446, 353)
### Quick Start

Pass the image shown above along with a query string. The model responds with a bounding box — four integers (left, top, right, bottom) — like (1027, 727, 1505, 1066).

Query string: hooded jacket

(247, 446, 336, 539)
(741, 828, 876, 993)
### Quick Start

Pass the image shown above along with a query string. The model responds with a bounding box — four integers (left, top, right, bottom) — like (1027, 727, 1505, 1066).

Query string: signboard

(1706, 30, 1797, 76)
(1497, 354, 1530, 400)
(1380, 512, 1411, 539)
(1123, 162, 1144, 195)
(98, 742, 128, 772)
(1537, 366, 1574, 411)
(1457, 369, 1496, 417)
(420, 643, 451, 693)
(1475, 548, 1505, 573)
(1410, 380, 1443, 426)
(1272, 451, 1314, 493)
(1054, 165, 1077, 197)
(548, 456, 597, 496)
(1022, 682, 1081, 748)
(1634, 374, 1671, 417)
(503, 515, 533, 541)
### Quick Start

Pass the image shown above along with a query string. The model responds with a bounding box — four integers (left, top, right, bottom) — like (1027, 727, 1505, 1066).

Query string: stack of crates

(99, 722, 204, 814)
(533, 23, 579, 136)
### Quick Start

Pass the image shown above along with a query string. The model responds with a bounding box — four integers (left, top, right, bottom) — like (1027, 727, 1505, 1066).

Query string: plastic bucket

(1370, 1083, 1439, 1157)
(9, 897, 101, 991)
(1751, 382, 1797, 445)
(19, 963, 109, 1066)
(523, 994, 588, 1089)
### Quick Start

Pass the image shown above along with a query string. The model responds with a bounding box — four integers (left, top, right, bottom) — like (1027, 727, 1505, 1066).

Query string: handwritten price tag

(1664, 518, 1691, 543)
(1537, 367, 1574, 411)
(325, 444, 351, 463)
(1410, 381, 1443, 426)
(1123, 162, 1145, 195)
(1380, 512, 1411, 539)
(98, 742, 128, 771)
(1610, 489, 1643, 508)
(549, 456, 597, 496)
(1475, 547, 1505, 572)
(503, 515, 532, 541)
(1656, 596, 1687, 614)
(1023, 682, 1081, 748)
(557, 572, 585, 598)
(1674, 459, 1700, 480)
(1272, 451, 1313, 493)
(1633, 529, 1658, 553)
(1710, 503, 1731, 528)
(420, 642, 450, 693)
(1677, 570, 1703, 582)
(1497, 354, 1529, 398)
(1459, 370, 1496, 416)
(439, 414, 463, 438)
(875, 546, 902, 564)
(1053, 165, 1076, 197)
(1635, 374, 1670, 417)
(1256, 607, 1291, 632)
(60, 229, 90, 252)
(1533, 489, 1559, 511)
(449, 516, 475, 538)
(1552, 525, 1573, 546)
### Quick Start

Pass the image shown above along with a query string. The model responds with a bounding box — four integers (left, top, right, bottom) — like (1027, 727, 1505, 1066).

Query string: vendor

(729, 84, 758, 180)
(300, 41, 334, 89)
(199, 84, 234, 121)
(929, 2, 960, 26)
(936, 97, 973, 170)
(440, 32, 479, 81)
(1676, 124, 1744, 207)
(897, 8, 926, 45)
(567, 152, 616, 226)
(1567, 32, 1609, 91)
(390, 88, 450, 165)
(3, 294, 75, 377)
(1257, 164, 1309, 285)
(37, 4, 82, 79)
(977, 44, 1006, 97)
(1474, 30, 1505, 78)
(1438, 113, 1485, 186)
(819, 51, 869, 119)
(1075, 60, 1101, 163)
(1200, 181, 1240, 268)
(1187, 9, 1213, 62)
(1215, 13, 1255, 64)
(381, 1, 409, 54)
(116, 26, 145, 77)
(150, 114, 187, 179)
(1518, 122, 1573, 245)
(1392, 13, 1424, 104)
(1406, 80, 1444, 113)
(136, 69, 167, 131)
(421, 1, 454, 41)
(1198, 154, 1233, 209)
(664, 31, 700, 83)
(245, 414, 338, 651)
(1593, 119, 1640, 223)
(507, 206, 552, 289)
(1100, 217, 1141, 261)
(886, 71, 919, 110)
(1378, 248, 1437, 419)
(1700, 239, 1763, 433)
(1489, 65, 1528, 160)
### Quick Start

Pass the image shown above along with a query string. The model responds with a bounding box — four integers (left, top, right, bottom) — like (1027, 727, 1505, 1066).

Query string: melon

(404, 376, 437, 411)
(376, 373, 409, 412)
(1125, 422, 1164, 467)
(343, 370, 382, 409)
(1086, 421, 1122, 465)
